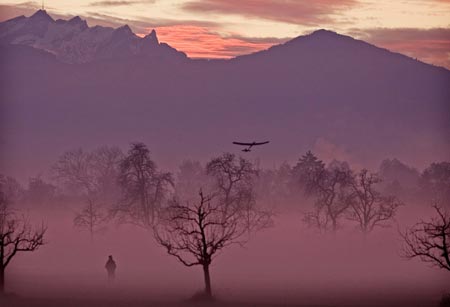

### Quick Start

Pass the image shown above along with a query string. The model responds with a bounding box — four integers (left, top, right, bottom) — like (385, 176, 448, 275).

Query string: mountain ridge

(0, 10, 186, 63)
(0, 10, 449, 180)
(1, 10, 448, 71)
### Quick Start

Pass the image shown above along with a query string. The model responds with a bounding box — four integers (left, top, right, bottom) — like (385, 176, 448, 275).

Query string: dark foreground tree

(154, 190, 257, 299)
(401, 205, 450, 271)
(0, 192, 46, 294)
(155, 153, 271, 299)
(348, 169, 402, 234)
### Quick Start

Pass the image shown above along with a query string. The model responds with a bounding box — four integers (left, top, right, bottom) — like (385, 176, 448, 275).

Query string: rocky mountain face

(0, 10, 186, 63)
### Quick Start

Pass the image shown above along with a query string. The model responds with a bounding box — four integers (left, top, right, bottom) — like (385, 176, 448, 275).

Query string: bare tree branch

(347, 169, 402, 234)
(401, 205, 450, 271)
(0, 188, 46, 293)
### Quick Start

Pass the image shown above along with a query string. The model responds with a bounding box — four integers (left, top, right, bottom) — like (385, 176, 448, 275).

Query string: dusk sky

(0, 0, 449, 67)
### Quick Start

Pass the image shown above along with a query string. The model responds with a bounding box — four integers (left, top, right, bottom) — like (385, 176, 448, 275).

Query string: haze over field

(0, 7, 449, 307)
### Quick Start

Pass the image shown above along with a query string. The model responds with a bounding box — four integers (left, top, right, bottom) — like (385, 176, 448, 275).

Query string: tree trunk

(0, 266, 5, 294)
(202, 264, 212, 297)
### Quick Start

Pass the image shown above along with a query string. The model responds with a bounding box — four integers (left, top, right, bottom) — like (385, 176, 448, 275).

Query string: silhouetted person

(105, 255, 116, 282)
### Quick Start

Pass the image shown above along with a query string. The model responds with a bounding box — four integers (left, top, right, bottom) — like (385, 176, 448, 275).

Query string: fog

(1, 144, 449, 307)
(3, 200, 448, 306)
(1, 11, 450, 307)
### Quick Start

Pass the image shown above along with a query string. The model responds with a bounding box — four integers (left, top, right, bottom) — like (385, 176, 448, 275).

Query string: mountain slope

(0, 13, 449, 179)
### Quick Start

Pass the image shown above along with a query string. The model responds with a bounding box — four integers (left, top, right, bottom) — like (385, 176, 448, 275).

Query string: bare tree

(401, 205, 450, 271)
(347, 169, 402, 234)
(0, 191, 46, 293)
(25, 176, 56, 208)
(73, 199, 107, 240)
(53, 148, 97, 195)
(206, 153, 256, 208)
(113, 143, 173, 228)
(206, 153, 271, 231)
(420, 162, 450, 207)
(255, 163, 294, 208)
(0, 175, 24, 205)
(154, 154, 272, 298)
(53, 146, 123, 238)
(297, 157, 353, 232)
(53, 146, 123, 198)
(154, 190, 253, 298)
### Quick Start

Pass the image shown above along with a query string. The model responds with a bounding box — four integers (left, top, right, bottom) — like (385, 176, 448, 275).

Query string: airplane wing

(253, 141, 270, 146)
(233, 142, 253, 146)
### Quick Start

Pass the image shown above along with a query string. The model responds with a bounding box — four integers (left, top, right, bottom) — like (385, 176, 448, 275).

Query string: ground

(0, 292, 442, 307)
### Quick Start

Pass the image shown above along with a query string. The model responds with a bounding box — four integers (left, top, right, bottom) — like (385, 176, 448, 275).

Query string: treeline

(1, 142, 449, 298)
(1, 143, 449, 235)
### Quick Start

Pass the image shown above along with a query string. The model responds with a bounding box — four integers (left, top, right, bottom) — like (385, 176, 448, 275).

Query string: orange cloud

(144, 25, 281, 58)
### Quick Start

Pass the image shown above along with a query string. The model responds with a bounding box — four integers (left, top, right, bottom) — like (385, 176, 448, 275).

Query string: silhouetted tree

(53, 146, 123, 237)
(25, 176, 56, 207)
(155, 154, 272, 298)
(291, 151, 326, 195)
(379, 159, 420, 186)
(154, 190, 256, 298)
(296, 155, 353, 232)
(347, 169, 402, 234)
(74, 199, 107, 240)
(53, 148, 98, 195)
(206, 153, 271, 231)
(255, 162, 294, 208)
(0, 175, 23, 205)
(420, 162, 450, 206)
(114, 143, 173, 228)
(206, 153, 255, 206)
(401, 205, 450, 271)
(91, 146, 125, 203)
(0, 188, 46, 294)
(53, 146, 123, 198)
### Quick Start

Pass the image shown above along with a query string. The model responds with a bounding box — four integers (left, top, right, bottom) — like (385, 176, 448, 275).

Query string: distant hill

(1, 11, 449, 179)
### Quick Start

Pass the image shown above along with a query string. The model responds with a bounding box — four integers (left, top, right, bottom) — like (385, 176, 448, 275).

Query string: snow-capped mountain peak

(0, 10, 186, 63)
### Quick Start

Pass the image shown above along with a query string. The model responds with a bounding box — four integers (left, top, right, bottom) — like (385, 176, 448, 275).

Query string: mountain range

(0, 10, 449, 179)
(0, 10, 185, 63)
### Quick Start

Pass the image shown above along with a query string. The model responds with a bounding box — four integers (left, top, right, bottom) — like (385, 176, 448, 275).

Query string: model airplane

(233, 141, 270, 152)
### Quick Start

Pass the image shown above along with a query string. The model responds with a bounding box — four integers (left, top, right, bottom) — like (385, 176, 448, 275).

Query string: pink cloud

(183, 0, 358, 25)
(354, 28, 450, 69)
(2, 3, 449, 68)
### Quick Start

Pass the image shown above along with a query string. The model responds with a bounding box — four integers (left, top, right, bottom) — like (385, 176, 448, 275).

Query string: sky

(0, 0, 449, 68)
